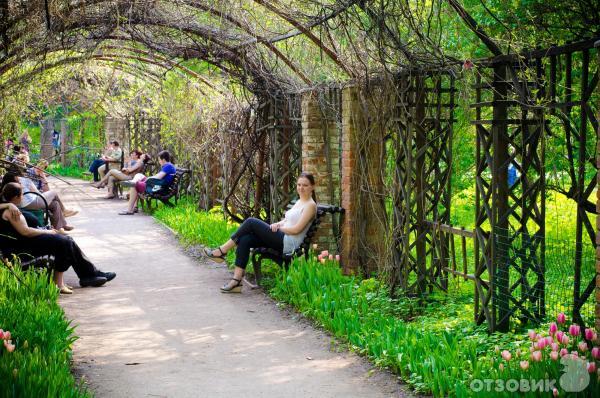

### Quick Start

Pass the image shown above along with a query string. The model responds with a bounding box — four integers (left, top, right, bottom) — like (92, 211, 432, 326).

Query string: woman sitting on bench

(205, 172, 317, 293)
(91, 150, 149, 199)
(118, 150, 175, 215)
(0, 183, 116, 294)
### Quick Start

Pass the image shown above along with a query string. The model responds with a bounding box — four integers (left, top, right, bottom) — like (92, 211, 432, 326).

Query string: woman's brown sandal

(204, 247, 226, 263)
(220, 278, 242, 293)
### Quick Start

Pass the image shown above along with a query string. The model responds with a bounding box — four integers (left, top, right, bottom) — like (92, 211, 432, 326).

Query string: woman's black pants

(12, 234, 99, 279)
(230, 217, 284, 269)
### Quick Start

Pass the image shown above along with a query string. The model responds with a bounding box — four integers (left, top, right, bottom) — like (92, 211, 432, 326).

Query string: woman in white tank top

(205, 173, 317, 293)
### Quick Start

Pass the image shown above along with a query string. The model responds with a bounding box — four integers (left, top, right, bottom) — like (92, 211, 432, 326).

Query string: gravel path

(55, 178, 411, 398)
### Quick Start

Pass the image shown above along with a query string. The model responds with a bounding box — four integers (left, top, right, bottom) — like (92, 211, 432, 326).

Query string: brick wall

(301, 90, 341, 254)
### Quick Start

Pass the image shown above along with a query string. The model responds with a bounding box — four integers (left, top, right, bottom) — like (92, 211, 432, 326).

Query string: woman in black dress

(0, 182, 116, 294)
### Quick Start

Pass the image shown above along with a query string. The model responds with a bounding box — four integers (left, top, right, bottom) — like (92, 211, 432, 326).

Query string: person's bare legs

(222, 266, 245, 290)
(126, 187, 138, 212)
(211, 239, 236, 257)
(54, 271, 72, 294)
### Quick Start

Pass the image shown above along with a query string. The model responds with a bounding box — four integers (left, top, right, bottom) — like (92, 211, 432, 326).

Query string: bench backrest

(286, 201, 345, 258)
(150, 168, 189, 198)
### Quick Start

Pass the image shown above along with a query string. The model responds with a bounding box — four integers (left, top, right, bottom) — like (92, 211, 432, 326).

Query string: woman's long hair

(299, 172, 317, 203)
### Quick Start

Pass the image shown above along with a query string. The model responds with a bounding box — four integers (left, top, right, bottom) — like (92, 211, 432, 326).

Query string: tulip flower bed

(0, 264, 90, 397)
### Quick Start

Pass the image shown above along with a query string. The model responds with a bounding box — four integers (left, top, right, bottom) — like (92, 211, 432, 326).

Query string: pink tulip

(560, 348, 569, 357)
(3, 340, 14, 353)
(520, 360, 529, 370)
(570, 351, 579, 357)
(531, 351, 542, 362)
(328, 254, 334, 260)
(551, 343, 559, 351)
(528, 330, 537, 340)
(587, 362, 596, 373)
(553, 387, 558, 397)
(3, 331, 10, 340)
(578, 342, 588, 353)
(549, 322, 558, 335)
(321, 250, 329, 257)
(556, 331, 564, 341)
(0, 330, 3, 340)
(550, 351, 559, 361)
(568, 324, 581, 337)
(592, 347, 600, 359)
(561, 335, 570, 345)
(501, 350, 512, 361)
(546, 336, 554, 346)
(557, 312, 566, 324)
(533, 341, 541, 350)
(584, 328, 596, 341)
(317, 254, 323, 261)
(335, 254, 340, 261)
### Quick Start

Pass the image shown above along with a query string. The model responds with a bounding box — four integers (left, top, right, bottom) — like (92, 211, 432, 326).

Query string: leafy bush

(0, 264, 89, 398)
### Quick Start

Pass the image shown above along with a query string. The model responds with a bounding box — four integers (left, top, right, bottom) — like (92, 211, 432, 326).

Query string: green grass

(47, 163, 91, 180)
(0, 263, 90, 397)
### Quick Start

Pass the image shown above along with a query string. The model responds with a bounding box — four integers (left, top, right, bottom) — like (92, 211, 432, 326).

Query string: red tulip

(556, 331, 565, 342)
(549, 322, 558, 335)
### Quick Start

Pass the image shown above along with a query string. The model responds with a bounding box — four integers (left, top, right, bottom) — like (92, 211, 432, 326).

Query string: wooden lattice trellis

(473, 40, 599, 331)
(392, 72, 455, 294)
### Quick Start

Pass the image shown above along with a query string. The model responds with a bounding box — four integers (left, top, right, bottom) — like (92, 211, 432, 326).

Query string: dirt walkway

(56, 178, 410, 398)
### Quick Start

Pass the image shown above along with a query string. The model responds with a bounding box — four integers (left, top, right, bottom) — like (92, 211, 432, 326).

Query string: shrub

(0, 264, 89, 398)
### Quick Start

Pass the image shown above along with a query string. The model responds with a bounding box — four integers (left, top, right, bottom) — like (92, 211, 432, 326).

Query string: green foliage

(47, 164, 91, 180)
(153, 197, 238, 251)
(0, 264, 90, 398)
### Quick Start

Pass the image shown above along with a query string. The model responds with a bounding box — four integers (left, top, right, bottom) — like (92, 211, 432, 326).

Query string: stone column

(301, 90, 341, 253)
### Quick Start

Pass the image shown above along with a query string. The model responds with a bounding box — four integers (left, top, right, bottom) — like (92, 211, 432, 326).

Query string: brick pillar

(340, 86, 361, 273)
(340, 85, 388, 275)
(301, 90, 341, 253)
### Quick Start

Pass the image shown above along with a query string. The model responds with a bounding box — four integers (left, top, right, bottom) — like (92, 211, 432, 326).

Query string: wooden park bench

(141, 167, 190, 210)
(248, 202, 344, 287)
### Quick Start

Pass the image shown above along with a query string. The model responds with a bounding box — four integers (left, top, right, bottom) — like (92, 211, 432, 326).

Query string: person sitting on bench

(91, 150, 149, 199)
(118, 150, 175, 215)
(1, 171, 77, 232)
(88, 140, 122, 182)
(0, 183, 116, 294)
(204, 172, 317, 293)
